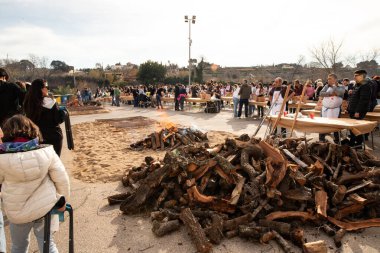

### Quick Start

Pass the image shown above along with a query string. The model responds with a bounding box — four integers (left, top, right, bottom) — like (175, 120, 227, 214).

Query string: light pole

(185, 15, 196, 86)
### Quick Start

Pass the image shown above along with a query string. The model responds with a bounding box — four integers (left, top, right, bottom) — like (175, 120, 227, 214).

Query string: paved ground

(4, 105, 380, 253)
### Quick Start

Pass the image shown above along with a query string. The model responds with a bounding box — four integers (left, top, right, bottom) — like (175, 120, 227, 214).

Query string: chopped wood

(271, 230, 294, 253)
(282, 149, 308, 169)
(179, 208, 212, 253)
(327, 217, 380, 231)
(152, 219, 180, 237)
(333, 228, 346, 248)
(315, 190, 327, 218)
(205, 214, 224, 244)
(266, 211, 316, 222)
(303, 240, 328, 253)
(111, 131, 380, 252)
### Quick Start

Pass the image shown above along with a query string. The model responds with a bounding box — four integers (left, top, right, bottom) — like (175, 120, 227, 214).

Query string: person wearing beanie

(348, 70, 372, 147)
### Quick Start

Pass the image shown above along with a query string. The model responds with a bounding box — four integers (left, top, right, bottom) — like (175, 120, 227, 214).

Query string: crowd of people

(0, 68, 70, 252)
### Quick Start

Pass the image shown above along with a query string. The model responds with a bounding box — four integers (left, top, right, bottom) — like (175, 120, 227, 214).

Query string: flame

(156, 111, 178, 132)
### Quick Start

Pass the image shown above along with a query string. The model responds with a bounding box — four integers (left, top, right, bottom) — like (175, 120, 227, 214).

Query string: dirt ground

(4, 105, 380, 253)
(71, 116, 236, 183)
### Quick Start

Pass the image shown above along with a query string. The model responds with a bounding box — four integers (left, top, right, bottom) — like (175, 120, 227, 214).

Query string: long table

(302, 110, 380, 123)
(267, 116, 377, 136)
(287, 102, 318, 110)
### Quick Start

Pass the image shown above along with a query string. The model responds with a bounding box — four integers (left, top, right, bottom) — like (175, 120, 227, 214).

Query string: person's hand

(354, 113, 360, 118)
(348, 90, 353, 95)
(57, 203, 66, 212)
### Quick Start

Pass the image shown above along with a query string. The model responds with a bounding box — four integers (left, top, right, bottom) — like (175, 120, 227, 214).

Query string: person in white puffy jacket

(0, 115, 70, 253)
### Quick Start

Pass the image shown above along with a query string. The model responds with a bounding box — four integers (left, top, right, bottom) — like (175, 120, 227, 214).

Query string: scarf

(0, 138, 39, 153)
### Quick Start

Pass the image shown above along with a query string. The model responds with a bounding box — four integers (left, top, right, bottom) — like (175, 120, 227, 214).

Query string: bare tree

(310, 38, 343, 74)
(289, 55, 305, 81)
(360, 48, 379, 62)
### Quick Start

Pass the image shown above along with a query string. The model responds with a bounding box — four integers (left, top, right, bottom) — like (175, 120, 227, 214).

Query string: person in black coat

(0, 68, 26, 127)
(174, 84, 180, 111)
(23, 79, 65, 156)
(347, 70, 372, 147)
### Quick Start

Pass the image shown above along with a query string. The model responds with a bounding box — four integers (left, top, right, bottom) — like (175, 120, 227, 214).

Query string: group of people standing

(0, 68, 70, 252)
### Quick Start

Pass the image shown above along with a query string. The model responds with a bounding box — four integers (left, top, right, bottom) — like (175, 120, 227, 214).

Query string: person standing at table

(238, 80, 251, 118)
(348, 70, 372, 147)
(232, 84, 240, 118)
(256, 83, 265, 118)
(318, 74, 345, 143)
(174, 84, 180, 111)
(268, 77, 294, 137)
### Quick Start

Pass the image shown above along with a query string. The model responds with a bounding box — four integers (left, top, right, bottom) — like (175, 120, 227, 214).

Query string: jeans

(10, 218, 58, 253)
(179, 97, 185, 111)
(238, 99, 249, 118)
(133, 97, 139, 107)
(233, 97, 239, 117)
(0, 210, 6, 253)
(257, 106, 264, 117)
(349, 112, 366, 147)
(156, 95, 163, 108)
(249, 105, 256, 116)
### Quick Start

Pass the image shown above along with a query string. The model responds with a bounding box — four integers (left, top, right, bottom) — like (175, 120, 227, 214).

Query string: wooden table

(288, 102, 317, 110)
(267, 116, 377, 136)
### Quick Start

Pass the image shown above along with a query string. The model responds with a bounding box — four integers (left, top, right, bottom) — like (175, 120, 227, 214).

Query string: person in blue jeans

(238, 81, 252, 118)
(232, 84, 240, 117)
(0, 115, 70, 253)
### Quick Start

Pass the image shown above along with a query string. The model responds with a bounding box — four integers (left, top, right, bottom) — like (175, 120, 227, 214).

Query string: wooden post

(290, 81, 309, 137)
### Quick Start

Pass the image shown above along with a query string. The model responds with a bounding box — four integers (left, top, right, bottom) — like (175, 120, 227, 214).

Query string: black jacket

(348, 80, 371, 114)
(0, 81, 26, 126)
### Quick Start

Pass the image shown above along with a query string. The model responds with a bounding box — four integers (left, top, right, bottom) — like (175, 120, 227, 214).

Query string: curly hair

(23, 79, 45, 122)
(1, 115, 42, 142)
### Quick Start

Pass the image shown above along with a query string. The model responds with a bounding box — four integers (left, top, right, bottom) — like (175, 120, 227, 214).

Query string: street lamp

(185, 15, 196, 85)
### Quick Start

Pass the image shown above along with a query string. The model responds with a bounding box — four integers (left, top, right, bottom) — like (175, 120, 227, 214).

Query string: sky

(0, 0, 379, 69)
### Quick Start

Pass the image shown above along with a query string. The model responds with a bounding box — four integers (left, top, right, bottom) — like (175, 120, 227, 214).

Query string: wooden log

(331, 185, 347, 206)
(152, 219, 180, 237)
(327, 216, 380, 231)
(290, 82, 308, 137)
(155, 131, 161, 148)
(282, 149, 308, 169)
(151, 134, 157, 150)
(271, 230, 294, 253)
(333, 228, 346, 248)
(258, 219, 291, 237)
(290, 227, 305, 247)
(107, 192, 131, 205)
(205, 214, 224, 244)
(266, 211, 316, 222)
(321, 224, 336, 236)
(346, 180, 372, 194)
(349, 148, 363, 170)
(241, 147, 260, 180)
(225, 229, 239, 239)
(283, 188, 312, 201)
(363, 159, 380, 167)
(337, 170, 380, 185)
(303, 240, 328, 253)
(334, 203, 364, 220)
(179, 208, 213, 253)
(223, 213, 253, 232)
(315, 190, 327, 218)
(229, 174, 245, 205)
(260, 231, 276, 243)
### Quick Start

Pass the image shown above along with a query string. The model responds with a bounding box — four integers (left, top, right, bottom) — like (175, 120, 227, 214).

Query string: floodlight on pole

(184, 15, 196, 86)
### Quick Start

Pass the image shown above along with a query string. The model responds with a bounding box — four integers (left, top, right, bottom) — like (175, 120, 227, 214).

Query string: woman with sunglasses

(23, 79, 65, 156)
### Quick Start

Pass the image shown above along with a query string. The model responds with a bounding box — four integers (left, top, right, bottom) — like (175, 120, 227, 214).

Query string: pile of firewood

(109, 134, 380, 253)
(129, 126, 208, 151)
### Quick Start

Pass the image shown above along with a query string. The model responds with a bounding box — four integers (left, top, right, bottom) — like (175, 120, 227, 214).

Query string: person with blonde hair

(0, 114, 70, 253)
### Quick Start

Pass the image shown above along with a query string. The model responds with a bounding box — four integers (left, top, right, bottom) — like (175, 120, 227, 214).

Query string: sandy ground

(71, 116, 235, 183)
(4, 104, 380, 253)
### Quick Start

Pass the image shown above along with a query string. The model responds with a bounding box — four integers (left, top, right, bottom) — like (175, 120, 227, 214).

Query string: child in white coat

(0, 115, 70, 253)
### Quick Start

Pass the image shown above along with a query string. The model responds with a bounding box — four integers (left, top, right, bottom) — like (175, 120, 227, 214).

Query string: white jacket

(0, 145, 70, 224)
